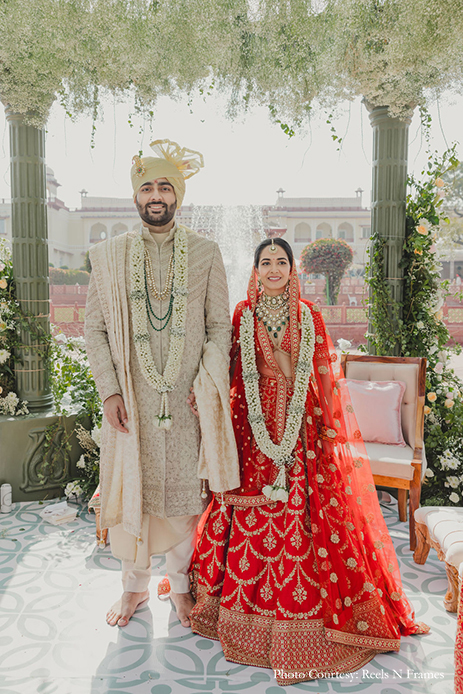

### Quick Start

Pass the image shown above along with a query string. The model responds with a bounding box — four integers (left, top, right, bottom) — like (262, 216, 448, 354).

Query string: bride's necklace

(256, 292, 289, 339)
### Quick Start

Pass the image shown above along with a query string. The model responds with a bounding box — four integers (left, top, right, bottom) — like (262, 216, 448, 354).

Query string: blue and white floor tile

(0, 499, 456, 694)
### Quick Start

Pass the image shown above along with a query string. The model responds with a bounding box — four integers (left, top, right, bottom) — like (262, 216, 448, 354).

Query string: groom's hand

(187, 387, 199, 417)
(104, 394, 129, 433)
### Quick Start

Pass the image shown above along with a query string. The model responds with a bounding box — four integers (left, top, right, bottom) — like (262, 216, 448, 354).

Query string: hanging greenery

(300, 237, 353, 305)
(1, 1, 463, 127)
(366, 147, 463, 507)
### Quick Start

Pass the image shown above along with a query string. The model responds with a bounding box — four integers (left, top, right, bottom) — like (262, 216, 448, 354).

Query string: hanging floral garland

(240, 302, 315, 502)
(129, 226, 188, 429)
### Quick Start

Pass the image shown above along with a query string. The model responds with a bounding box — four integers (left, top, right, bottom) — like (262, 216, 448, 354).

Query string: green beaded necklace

(144, 268, 173, 332)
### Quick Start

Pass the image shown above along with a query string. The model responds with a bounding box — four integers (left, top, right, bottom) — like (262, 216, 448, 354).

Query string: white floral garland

(129, 226, 188, 429)
(240, 303, 316, 502)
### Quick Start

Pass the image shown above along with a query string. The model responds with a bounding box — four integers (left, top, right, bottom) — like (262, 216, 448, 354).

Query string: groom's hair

(254, 237, 294, 270)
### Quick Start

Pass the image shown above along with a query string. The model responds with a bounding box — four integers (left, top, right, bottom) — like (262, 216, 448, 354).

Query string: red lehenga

(189, 266, 428, 685)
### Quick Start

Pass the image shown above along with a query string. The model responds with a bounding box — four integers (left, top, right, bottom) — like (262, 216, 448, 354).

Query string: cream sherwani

(85, 224, 236, 587)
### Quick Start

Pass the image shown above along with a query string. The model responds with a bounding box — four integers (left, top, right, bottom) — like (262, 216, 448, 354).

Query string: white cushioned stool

(413, 506, 463, 612)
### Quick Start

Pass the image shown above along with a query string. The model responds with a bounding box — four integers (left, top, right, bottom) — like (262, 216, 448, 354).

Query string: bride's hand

(187, 387, 199, 417)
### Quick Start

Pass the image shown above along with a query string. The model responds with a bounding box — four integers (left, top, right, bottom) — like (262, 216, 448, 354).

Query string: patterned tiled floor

(0, 498, 456, 694)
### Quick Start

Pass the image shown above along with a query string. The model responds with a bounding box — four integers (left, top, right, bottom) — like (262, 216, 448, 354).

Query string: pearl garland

(240, 303, 316, 501)
(144, 246, 174, 301)
(130, 226, 189, 429)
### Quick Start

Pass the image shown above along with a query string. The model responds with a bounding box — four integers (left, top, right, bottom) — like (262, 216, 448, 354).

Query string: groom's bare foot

(170, 590, 195, 628)
(106, 590, 149, 627)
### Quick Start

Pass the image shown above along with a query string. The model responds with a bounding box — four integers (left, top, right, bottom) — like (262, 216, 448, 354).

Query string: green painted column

(5, 108, 53, 411)
(366, 104, 412, 355)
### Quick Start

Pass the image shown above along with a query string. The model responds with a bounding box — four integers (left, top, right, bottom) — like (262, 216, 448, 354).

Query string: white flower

(337, 338, 352, 352)
(445, 391, 455, 400)
(64, 481, 83, 498)
(434, 362, 444, 374)
(76, 455, 86, 469)
(438, 351, 448, 364)
(425, 468, 434, 478)
(439, 450, 460, 471)
(262, 485, 289, 502)
(416, 321, 424, 330)
(91, 425, 102, 448)
(449, 492, 460, 504)
(0, 349, 10, 365)
(446, 476, 460, 489)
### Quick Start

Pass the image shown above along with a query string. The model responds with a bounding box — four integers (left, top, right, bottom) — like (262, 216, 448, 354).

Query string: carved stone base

(0, 412, 87, 501)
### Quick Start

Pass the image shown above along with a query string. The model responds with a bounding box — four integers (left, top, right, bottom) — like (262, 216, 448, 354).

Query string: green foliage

(83, 250, 92, 274)
(49, 268, 90, 285)
(366, 147, 463, 507)
(43, 334, 102, 499)
(364, 234, 403, 355)
(50, 334, 101, 424)
(300, 238, 353, 305)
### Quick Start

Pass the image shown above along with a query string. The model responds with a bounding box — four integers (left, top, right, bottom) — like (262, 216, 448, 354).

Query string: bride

(189, 237, 427, 685)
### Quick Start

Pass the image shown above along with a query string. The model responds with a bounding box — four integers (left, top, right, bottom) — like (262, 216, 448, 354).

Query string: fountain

(191, 205, 266, 312)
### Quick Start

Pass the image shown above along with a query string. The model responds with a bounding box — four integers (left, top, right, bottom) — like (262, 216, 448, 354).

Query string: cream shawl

(89, 235, 143, 538)
(194, 341, 240, 493)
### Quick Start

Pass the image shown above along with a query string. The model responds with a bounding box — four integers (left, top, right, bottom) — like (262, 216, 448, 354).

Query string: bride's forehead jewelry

(269, 239, 278, 253)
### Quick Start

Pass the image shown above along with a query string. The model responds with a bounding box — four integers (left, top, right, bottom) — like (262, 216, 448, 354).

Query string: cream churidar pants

(110, 514, 199, 594)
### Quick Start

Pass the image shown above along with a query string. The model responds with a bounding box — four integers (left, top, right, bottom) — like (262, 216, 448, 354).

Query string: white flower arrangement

(0, 391, 29, 416)
(240, 303, 316, 502)
(130, 226, 188, 429)
(64, 480, 83, 499)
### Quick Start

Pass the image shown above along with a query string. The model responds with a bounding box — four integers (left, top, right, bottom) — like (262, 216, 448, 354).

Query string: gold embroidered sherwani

(84, 225, 232, 530)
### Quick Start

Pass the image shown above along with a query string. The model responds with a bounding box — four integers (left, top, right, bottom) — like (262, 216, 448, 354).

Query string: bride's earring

(258, 277, 262, 290)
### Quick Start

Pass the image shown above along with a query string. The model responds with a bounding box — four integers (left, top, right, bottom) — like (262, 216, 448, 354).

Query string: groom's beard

(136, 200, 176, 227)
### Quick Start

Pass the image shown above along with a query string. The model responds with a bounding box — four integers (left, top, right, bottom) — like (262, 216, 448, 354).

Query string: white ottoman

(413, 506, 463, 612)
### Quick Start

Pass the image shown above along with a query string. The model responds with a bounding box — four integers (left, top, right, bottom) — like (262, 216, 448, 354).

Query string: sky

(0, 90, 462, 211)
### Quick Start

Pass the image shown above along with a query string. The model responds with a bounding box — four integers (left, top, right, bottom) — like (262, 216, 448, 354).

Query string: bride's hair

(254, 237, 294, 270)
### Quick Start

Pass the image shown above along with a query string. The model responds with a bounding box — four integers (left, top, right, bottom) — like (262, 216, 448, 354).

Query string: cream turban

(130, 139, 204, 208)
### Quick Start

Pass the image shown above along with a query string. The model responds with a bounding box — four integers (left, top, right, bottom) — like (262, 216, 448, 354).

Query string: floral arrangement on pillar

(1, 238, 102, 496)
(300, 238, 353, 305)
(366, 147, 463, 506)
(0, 240, 30, 416)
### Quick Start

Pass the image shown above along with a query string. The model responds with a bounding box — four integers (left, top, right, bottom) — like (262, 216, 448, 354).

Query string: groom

(84, 140, 239, 628)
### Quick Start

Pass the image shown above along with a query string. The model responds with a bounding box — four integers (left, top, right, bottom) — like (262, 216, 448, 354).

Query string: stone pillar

(366, 104, 412, 355)
(5, 108, 53, 411)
